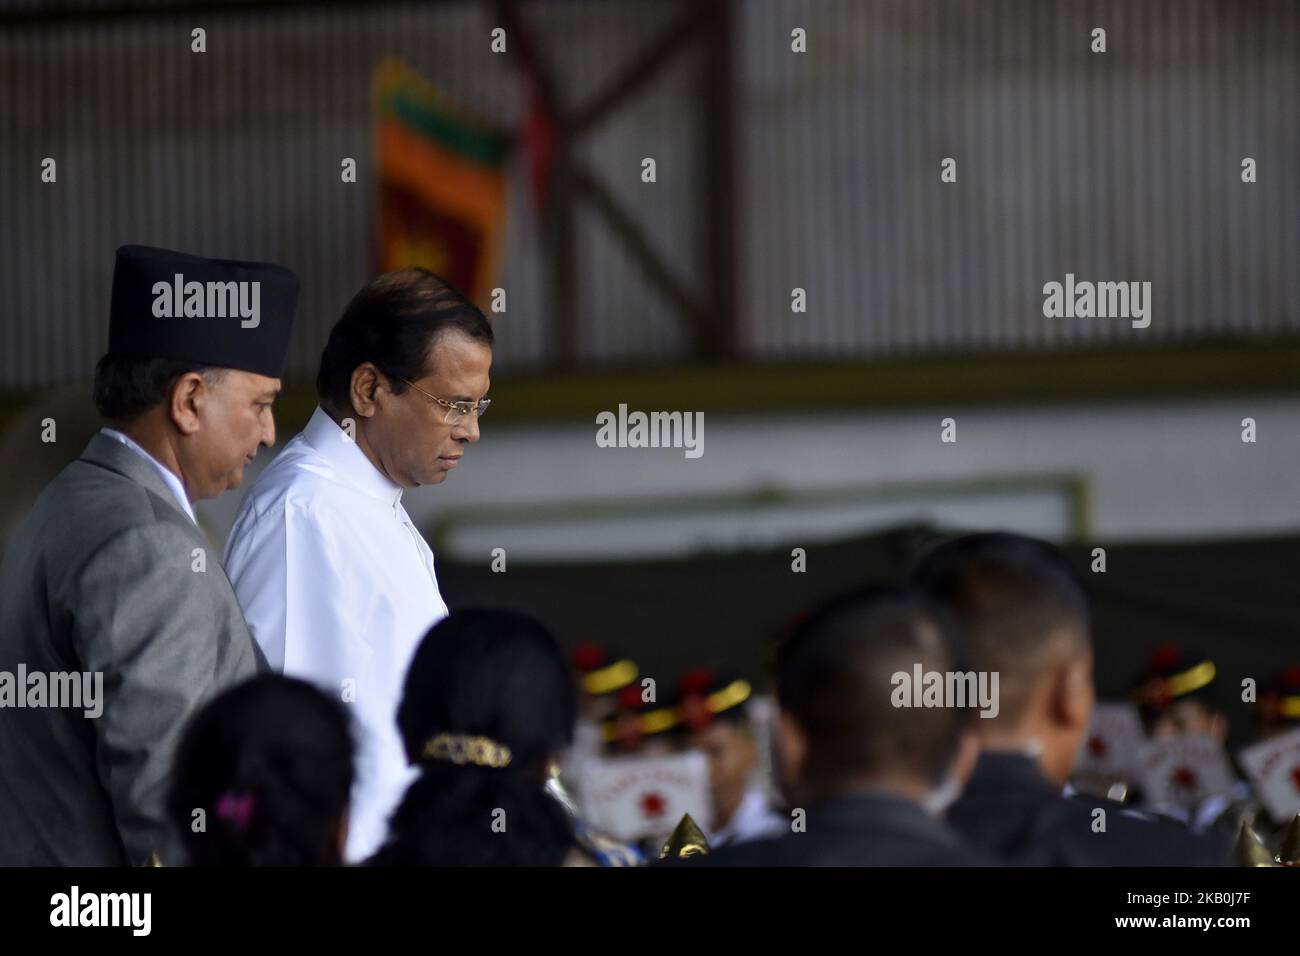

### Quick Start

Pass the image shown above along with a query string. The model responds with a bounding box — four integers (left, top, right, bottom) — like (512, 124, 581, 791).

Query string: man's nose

(454, 412, 481, 443)
(262, 413, 277, 448)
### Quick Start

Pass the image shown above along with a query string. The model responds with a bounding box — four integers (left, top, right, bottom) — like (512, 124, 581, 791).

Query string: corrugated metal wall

(1, 0, 1296, 388)
(740, 0, 1299, 358)
(0, 0, 700, 385)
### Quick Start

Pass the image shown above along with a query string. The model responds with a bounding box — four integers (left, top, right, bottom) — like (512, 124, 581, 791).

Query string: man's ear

(169, 371, 206, 435)
(349, 363, 384, 418)
(1053, 654, 1094, 732)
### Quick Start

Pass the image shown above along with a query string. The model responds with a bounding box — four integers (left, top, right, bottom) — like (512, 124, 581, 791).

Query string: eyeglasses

(396, 377, 491, 425)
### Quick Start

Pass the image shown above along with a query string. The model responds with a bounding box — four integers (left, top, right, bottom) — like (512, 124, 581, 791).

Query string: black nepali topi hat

(108, 244, 299, 378)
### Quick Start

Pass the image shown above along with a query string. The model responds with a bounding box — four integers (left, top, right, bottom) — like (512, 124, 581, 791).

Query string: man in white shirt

(224, 268, 492, 861)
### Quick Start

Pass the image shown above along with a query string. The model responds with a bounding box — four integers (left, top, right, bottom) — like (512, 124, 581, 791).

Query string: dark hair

(92, 353, 226, 423)
(315, 268, 493, 413)
(371, 609, 576, 866)
(775, 586, 969, 792)
(167, 675, 354, 867)
(910, 532, 1090, 724)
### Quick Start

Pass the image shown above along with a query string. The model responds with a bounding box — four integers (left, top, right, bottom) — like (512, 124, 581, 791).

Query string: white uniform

(705, 784, 786, 848)
(224, 407, 449, 861)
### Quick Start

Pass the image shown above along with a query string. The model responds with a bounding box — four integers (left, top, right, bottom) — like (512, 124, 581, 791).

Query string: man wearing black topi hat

(0, 245, 298, 865)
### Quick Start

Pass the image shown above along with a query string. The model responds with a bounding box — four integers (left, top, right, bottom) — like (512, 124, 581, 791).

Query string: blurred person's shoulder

(998, 785, 1228, 866)
(688, 793, 996, 867)
(1059, 793, 1228, 866)
(950, 751, 1224, 866)
(955, 782, 1227, 866)
(686, 830, 993, 867)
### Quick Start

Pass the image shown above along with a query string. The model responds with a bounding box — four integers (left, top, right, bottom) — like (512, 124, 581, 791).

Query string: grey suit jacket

(0, 432, 265, 866)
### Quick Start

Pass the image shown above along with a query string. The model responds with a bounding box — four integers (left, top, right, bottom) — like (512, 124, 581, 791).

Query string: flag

(374, 59, 509, 307)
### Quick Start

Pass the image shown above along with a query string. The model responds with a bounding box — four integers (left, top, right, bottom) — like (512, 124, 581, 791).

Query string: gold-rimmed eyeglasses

(396, 377, 491, 425)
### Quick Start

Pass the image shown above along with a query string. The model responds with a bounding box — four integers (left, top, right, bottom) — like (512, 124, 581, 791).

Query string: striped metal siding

(740, 0, 1300, 359)
(0, 0, 698, 387)
(0, 0, 1296, 389)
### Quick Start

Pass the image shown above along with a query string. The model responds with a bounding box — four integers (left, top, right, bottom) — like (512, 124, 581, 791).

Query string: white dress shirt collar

(708, 785, 783, 847)
(301, 406, 404, 507)
(99, 427, 197, 524)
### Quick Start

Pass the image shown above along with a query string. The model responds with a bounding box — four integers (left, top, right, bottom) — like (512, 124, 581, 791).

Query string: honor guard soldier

(674, 668, 785, 848)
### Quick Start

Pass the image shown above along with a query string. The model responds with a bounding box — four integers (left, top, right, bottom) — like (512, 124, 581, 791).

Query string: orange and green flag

(374, 59, 509, 307)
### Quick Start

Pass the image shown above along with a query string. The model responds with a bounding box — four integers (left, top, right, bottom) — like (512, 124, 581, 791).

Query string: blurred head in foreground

(168, 675, 354, 866)
(770, 586, 978, 811)
(374, 608, 577, 866)
(911, 532, 1093, 786)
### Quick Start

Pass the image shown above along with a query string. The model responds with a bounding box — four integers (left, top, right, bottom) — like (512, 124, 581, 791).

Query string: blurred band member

(601, 683, 682, 757)
(1133, 643, 1227, 743)
(675, 669, 784, 847)
(1256, 667, 1300, 740)
(569, 643, 639, 763)
(1133, 642, 1252, 834)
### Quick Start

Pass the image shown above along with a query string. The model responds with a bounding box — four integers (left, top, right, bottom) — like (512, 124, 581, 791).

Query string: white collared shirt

(705, 784, 786, 848)
(223, 407, 449, 861)
(99, 427, 197, 524)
